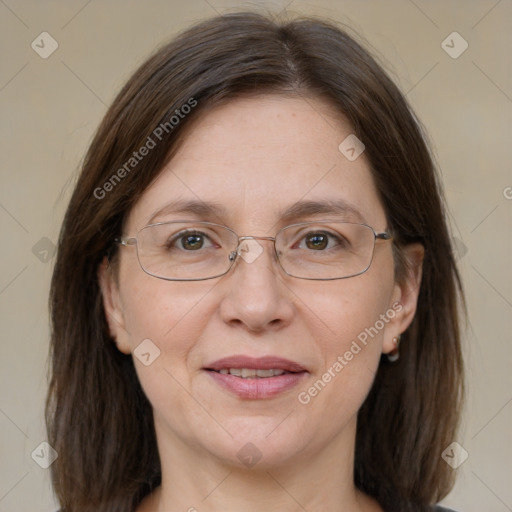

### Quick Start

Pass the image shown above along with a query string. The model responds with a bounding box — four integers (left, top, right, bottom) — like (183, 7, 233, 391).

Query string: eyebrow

(278, 199, 366, 224)
(147, 199, 229, 225)
(147, 198, 366, 226)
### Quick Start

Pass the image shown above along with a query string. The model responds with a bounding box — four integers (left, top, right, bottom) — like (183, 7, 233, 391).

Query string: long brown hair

(46, 11, 465, 512)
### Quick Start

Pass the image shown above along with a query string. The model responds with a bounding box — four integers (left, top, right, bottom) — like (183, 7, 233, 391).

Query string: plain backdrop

(0, 1, 511, 511)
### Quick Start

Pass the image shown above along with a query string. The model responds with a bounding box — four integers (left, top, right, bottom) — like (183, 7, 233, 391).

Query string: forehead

(127, 94, 387, 232)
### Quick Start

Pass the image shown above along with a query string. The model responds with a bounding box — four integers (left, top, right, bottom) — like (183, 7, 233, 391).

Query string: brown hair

(46, 11, 465, 512)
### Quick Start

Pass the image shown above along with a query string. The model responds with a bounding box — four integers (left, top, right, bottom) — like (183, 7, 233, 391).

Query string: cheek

(118, 272, 217, 425)
(301, 260, 395, 350)
(117, 260, 218, 402)
(295, 265, 394, 415)
(118, 252, 212, 345)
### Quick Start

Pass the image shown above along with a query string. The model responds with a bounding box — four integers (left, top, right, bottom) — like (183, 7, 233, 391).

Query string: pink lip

(204, 355, 308, 400)
(205, 355, 306, 373)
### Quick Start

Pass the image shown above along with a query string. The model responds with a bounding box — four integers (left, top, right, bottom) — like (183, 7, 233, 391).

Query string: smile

(204, 355, 308, 399)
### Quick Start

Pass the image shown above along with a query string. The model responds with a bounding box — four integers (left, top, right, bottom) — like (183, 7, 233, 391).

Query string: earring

(387, 334, 401, 362)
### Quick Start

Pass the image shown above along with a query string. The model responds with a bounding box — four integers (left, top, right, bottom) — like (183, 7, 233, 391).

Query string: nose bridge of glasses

(228, 235, 277, 266)
(238, 235, 276, 243)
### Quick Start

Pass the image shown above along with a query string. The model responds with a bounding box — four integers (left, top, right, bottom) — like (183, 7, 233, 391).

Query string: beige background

(1, 0, 511, 511)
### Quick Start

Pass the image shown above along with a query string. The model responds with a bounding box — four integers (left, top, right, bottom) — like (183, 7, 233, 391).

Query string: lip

(205, 355, 307, 373)
(204, 355, 308, 400)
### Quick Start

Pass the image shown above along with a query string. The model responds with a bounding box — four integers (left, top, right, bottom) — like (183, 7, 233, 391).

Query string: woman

(46, 11, 465, 512)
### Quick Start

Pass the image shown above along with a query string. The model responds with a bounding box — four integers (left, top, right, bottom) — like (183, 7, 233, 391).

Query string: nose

(218, 237, 294, 333)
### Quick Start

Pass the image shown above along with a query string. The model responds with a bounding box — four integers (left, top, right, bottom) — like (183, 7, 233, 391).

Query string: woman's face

(100, 95, 422, 470)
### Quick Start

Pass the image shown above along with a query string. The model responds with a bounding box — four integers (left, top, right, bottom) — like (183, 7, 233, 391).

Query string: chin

(194, 415, 316, 470)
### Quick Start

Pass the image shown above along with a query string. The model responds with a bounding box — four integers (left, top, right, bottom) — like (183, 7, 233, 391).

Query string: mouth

(215, 368, 291, 378)
(204, 355, 308, 399)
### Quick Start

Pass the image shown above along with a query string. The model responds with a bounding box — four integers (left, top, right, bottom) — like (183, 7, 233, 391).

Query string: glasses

(115, 220, 393, 281)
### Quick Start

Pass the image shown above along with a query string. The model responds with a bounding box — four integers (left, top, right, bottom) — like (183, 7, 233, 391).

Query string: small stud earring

(387, 334, 401, 362)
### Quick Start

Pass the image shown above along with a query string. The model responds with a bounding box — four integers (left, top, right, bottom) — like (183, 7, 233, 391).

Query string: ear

(97, 257, 132, 355)
(382, 243, 424, 354)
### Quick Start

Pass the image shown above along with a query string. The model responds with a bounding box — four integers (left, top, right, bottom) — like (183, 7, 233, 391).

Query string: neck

(139, 417, 382, 512)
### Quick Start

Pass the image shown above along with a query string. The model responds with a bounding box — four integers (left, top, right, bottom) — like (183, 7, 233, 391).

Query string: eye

(298, 231, 345, 251)
(168, 230, 215, 251)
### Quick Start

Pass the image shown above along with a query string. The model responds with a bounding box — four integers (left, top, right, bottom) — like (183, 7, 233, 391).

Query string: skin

(99, 95, 424, 512)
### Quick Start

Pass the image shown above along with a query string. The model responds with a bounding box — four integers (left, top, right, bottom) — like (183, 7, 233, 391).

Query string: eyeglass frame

(114, 220, 393, 282)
